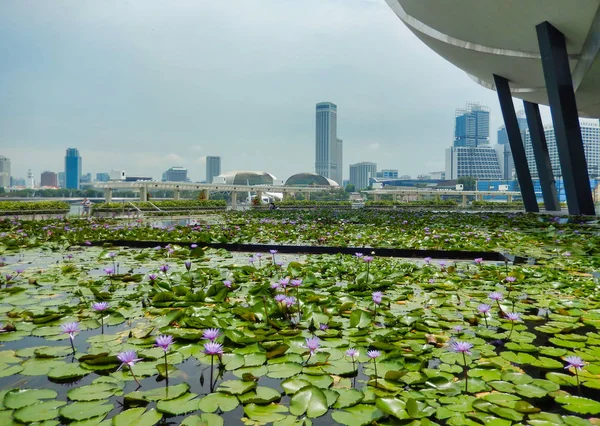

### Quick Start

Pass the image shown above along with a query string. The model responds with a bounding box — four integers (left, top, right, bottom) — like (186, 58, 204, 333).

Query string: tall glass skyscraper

(454, 103, 490, 147)
(206, 156, 221, 183)
(446, 103, 502, 179)
(315, 102, 343, 185)
(64, 148, 82, 189)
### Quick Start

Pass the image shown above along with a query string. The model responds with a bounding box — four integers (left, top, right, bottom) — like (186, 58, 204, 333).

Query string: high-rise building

(446, 103, 502, 179)
(349, 162, 377, 191)
(496, 112, 528, 180)
(335, 138, 343, 185)
(65, 148, 82, 189)
(58, 172, 66, 188)
(0, 156, 10, 188)
(26, 169, 34, 189)
(162, 167, 188, 182)
(454, 103, 490, 147)
(315, 102, 343, 185)
(206, 156, 221, 183)
(524, 119, 600, 179)
(96, 172, 110, 182)
(40, 171, 58, 187)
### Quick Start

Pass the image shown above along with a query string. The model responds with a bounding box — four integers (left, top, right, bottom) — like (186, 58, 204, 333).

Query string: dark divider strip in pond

(86, 240, 532, 263)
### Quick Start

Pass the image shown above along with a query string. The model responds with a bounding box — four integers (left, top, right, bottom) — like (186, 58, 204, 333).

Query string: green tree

(345, 184, 356, 193)
(457, 176, 476, 191)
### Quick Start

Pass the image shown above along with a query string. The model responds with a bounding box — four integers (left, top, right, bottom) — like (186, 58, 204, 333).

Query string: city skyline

(1, 0, 557, 184)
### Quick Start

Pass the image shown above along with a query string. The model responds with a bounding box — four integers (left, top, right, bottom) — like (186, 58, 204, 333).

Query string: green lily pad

(67, 382, 119, 401)
(555, 395, 600, 414)
(197, 392, 239, 413)
(238, 386, 282, 405)
(181, 413, 224, 426)
(281, 378, 312, 395)
(13, 400, 67, 423)
(60, 401, 114, 421)
(331, 404, 384, 426)
(156, 392, 199, 415)
(290, 385, 328, 418)
(4, 388, 59, 409)
(125, 383, 190, 402)
(333, 388, 364, 409)
(244, 403, 289, 423)
(112, 408, 162, 426)
(217, 379, 258, 395)
(48, 362, 89, 380)
(267, 362, 303, 379)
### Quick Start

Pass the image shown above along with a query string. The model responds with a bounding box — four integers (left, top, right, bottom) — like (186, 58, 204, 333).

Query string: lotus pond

(0, 210, 599, 426)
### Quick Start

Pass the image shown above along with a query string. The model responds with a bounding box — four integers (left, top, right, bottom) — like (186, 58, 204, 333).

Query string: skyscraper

(40, 171, 58, 187)
(454, 103, 490, 147)
(446, 103, 502, 180)
(0, 156, 10, 188)
(496, 111, 528, 180)
(524, 119, 600, 179)
(65, 148, 82, 189)
(206, 156, 221, 183)
(349, 162, 377, 191)
(315, 102, 343, 185)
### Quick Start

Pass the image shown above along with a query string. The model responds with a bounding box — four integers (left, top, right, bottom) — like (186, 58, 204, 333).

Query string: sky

(0, 0, 552, 183)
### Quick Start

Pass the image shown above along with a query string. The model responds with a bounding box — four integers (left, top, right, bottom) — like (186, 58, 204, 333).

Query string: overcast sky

(1, 0, 552, 183)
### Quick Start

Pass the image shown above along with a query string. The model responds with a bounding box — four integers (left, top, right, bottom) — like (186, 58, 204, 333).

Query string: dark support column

(536, 21, 596, 215)
(523, 101, 560, 211)
(493, 74, 539, 213)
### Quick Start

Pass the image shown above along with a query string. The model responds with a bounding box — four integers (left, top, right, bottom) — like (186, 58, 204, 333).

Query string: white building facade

(349, 162, 377, 191)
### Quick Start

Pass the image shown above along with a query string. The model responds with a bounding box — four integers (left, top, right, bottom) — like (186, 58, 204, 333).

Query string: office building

(496, 111, 528, 180)
(349, 162, 377, 191)
(40, 171, 58, 187)
(26, 169, 34, 189)
(446, 103, 502, 180)
(81, 173, 92, 184)
(0, 156, 10, 188)
(315, 102, 343, 185)
(376, 169, 399, 179)
(65, 148, 82, 189)
(96, 172, 110, 182)
(454, 103, 490, 147)
(11, 177, 25, 187)
(525, 119, 600, 179)
(162, 166, 188, 182)
(58, 172, 66, 188)
(206, 156, 221, 184)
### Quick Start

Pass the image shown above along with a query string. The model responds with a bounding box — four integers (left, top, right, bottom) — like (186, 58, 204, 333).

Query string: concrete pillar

(393, 193, 398, 202)
(104, 188, 113, 203)
(283, 192, 292, 200)
(256, 191, 263, 203)
(139, 185, 148, 202)
(304, 192, 310, 200)
(508, 195, 513, 203)
(231, 192, 237, 210)
(462, 194, 467, 207)
(174, 189, 181, 200)
(435, 193, 441, 202)
(374, 194, 380, 202)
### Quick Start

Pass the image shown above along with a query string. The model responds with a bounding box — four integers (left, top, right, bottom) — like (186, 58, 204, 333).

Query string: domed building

(284, 173, 339, 187)
(216, 171, 277, 186)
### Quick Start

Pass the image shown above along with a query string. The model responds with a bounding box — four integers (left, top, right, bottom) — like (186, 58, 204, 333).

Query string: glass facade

(524, 120, 600, 179)
(64, 148, 82, 190)
(315, 102, 342, 185)
(349, 162, 377, 191)
(284, 173, 336, 186)
(206, 156, 221, 184)
(454, 103, 490, 148)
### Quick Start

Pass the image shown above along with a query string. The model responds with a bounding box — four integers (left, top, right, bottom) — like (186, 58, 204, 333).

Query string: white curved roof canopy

(385, 0, 600, 118)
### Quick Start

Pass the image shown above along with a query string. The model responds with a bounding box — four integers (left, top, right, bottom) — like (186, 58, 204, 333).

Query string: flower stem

(462, 352, 468, 393)
(373, 359, 378, 387)
(576, 369, 580, 393)
(508, 320, 515, 339)
(209, 355, 214, 392)
(100, 315, 104, 335)
(69, 336, 76, 354)
(483, 315, 488, 328)
(164, 351, 169, 381)
(129, 365, 141, 387)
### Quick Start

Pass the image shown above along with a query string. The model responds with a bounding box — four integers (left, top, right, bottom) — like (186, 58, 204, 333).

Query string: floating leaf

(197, 392, 239, 413)
(331, 404, 384, 426)
(290, 385, 328, 418)
(555, 395, 600, 414)
(67, 382, 119, 401)
(156, 393, 199, 415)
(59, 401, 114, 421)
(112, 408, 162, 426)
(13, 400, 67, 423)
(4, 389, 58, 409)
(217, 379, 258, 395)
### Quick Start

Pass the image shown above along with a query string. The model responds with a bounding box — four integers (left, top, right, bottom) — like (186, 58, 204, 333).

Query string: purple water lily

(564, 355, 585, 388)
(203, 328, 220, 342)
(155, 335, 174, 352)
(204, 342, 224, 356)
(451, 341, 473, 392)
(117, 350, 142, 387)
(184, 260, 192, 271)
(223, 280, 232, 288)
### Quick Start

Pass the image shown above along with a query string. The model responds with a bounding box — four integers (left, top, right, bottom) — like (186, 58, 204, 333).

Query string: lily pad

(197, 392, 239, 413)
(112, 408, 163, 426)
(290, 385, 328, 418)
